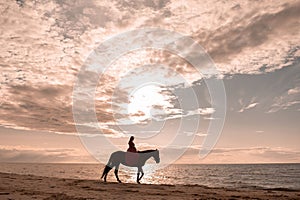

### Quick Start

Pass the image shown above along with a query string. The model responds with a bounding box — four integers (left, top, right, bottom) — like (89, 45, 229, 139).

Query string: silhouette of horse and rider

(101, 136, 160, 184)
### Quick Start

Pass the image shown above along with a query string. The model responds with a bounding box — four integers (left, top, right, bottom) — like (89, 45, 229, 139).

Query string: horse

(101, 149, 160, 184)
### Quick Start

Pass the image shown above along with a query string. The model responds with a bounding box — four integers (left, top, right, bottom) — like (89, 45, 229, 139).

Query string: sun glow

(127, 84, 170, 123)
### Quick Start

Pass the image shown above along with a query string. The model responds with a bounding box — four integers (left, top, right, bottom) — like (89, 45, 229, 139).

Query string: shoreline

(0, 172, 299, 200)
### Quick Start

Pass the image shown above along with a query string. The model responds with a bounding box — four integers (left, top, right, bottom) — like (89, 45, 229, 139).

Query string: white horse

(101, 149, 160, 184)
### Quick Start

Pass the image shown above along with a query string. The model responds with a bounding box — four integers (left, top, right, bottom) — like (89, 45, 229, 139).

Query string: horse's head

(153, 149, 160, 163)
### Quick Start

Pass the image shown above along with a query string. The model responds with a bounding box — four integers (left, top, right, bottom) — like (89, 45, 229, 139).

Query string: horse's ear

(156, 149, 158, 151)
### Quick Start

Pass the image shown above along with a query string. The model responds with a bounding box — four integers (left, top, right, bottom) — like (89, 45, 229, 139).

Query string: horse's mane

(138, 149, 157, 153)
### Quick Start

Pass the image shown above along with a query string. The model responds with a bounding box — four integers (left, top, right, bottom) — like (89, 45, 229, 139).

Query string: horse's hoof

(137, 181, 141, 184)
(118, 181, 122, 183)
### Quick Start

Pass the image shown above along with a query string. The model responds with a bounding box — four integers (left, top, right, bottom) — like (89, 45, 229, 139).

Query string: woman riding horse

(101, 138, 160, 184)
(127, 136, 137, 153)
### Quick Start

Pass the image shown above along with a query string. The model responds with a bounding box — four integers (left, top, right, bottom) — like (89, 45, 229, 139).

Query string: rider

(127, 136, 137, 153)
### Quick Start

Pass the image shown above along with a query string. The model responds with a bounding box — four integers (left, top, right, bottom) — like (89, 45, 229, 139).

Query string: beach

(0, 172, 299, 200)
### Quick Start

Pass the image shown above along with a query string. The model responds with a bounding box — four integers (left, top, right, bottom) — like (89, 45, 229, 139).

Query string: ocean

(0, 163, 299, 190)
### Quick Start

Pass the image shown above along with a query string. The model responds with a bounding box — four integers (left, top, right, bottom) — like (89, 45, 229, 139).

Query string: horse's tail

(101, 154, 113, 179)
(107, 154, 113, 166)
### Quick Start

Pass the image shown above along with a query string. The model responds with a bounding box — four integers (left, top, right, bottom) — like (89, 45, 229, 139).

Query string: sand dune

(0, 172, 299, 200)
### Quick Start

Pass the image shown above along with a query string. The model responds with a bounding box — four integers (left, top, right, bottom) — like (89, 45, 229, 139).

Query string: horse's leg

(136, 167, 144, 184)
(138, 167, 144, 182)
(101, 165, 110, 180)
(104, 168, 109, 182)
(136, 167, 144, 183)
(136, 171, 140, 184)
(114, 164, 121, 183)
(102, 155, 115, 182)
(102, 165, 112, 182)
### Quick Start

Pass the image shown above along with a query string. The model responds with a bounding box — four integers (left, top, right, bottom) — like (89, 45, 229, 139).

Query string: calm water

(0, 163, 299, 189)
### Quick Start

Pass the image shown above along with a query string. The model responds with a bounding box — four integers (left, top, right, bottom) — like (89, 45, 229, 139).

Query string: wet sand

(0, 172, 299, 200)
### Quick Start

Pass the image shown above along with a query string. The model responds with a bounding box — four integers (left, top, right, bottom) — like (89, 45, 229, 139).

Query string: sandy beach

(0, 172, 299, 200)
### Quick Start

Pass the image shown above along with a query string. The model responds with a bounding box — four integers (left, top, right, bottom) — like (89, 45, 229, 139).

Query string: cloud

(238, 102, 259, 113)
(287, 87, 300, 95)
(150, 107, 214, 122)
(183, 131, 208, 137)
(186, 108, 215, 116)
(0, 84, 75, 132)
(171, 146, 300, 163)
(117, 0, 300, 75)
(0, 0, 299, 137)
(268, 85, 300, 113)
(183, 1, 300, 75)
(255, 130, 264, 133)
(205, 2, 300, 65)
(0, 145, 93, 163)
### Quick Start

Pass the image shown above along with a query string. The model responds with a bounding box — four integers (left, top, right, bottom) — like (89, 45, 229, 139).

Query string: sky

(0, 0, 300, 164)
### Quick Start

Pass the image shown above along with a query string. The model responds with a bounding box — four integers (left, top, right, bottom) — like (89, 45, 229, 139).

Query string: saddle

(125, 152, 139, 166)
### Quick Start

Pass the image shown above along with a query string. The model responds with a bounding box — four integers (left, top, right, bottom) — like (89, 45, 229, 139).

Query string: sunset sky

(0, 0, 300, 164)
